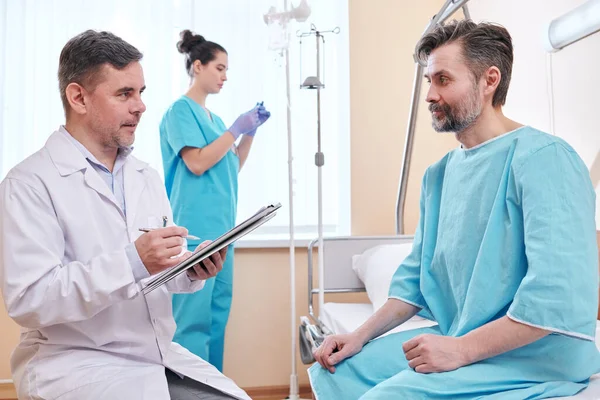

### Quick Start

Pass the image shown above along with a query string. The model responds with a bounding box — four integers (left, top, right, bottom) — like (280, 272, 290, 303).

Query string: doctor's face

(85, 62, 147, 148)
(424, 42, 483, 133)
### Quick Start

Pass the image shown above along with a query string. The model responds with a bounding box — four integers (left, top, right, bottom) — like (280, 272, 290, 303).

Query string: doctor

(0, 30, 249, 400)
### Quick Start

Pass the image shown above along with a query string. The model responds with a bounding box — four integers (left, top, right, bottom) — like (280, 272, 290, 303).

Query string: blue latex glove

(245, 102, 271, 137)
(228, 108, 260, 140)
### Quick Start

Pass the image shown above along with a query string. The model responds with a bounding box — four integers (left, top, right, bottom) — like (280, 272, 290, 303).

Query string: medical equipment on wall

(542, 0, 600, 135)
(263, 2, 311, 399)
(543, 0, 600, 52)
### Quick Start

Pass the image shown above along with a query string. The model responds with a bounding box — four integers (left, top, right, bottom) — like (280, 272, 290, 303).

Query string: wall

(0, 0, 458, 389)
(349, 0, 458, 235)
(467, 0, 600, 205)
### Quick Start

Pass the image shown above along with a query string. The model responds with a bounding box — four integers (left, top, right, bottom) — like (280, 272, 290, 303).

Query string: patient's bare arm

(354, 298, 420, 345)
(313, 298, 419, 373)
(403, 316, 549, 374)
(460, 316, 550, 364)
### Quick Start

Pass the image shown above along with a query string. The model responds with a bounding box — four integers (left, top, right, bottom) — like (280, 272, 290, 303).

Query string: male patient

(0, 31, 248, 400)
(311, 20, 600, 399)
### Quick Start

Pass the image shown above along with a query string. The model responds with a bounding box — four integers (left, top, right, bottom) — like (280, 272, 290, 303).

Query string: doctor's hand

(402, 334, 469, 374)
(313, 333, 365, 374)
(183, 241, 228, 281)
(135, 226, 188, 275)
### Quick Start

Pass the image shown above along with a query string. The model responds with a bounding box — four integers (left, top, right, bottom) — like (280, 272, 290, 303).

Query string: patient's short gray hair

(58, 30, 143, 116)
(416, 20, 513, 107)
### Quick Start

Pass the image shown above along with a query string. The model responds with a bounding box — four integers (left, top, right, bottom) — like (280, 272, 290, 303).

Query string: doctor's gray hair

(58, 30, 143, 116)
(416, 20, 513, 107)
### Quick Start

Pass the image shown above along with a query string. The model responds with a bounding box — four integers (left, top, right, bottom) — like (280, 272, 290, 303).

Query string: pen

(138, 228, 201, 241)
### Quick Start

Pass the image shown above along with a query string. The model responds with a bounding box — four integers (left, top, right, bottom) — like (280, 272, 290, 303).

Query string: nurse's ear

(65, 82, 88, 116)
(193, 60, 204, 76)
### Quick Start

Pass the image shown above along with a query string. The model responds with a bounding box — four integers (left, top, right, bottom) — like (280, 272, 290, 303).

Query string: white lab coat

(0, 130, 251, 400)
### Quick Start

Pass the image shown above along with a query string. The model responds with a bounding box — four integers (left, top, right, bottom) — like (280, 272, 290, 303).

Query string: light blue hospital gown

(309, 126, 600, 399)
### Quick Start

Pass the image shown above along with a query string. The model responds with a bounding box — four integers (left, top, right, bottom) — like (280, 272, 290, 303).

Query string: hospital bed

(299, 235, 600, 399)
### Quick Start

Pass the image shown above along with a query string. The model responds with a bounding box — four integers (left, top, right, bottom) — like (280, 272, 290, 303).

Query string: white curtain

(0, 0, 350, 240)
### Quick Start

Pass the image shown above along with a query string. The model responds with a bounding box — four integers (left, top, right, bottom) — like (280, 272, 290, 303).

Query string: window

(0, 0, 350, 242)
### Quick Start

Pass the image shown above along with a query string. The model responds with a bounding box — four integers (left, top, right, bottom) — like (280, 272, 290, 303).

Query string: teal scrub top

(159, 96, 239, 244)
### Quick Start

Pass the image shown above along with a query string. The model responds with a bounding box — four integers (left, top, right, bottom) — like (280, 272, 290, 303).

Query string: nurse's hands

(135, 226, 188, 275)
(228, 102, 271, 139)
(228, 107, 261, 140)
(184, 240, 228, 281)
(244, 102, 271, 137)
(313, 332, 365, 373)
(402, 334, 468, 373)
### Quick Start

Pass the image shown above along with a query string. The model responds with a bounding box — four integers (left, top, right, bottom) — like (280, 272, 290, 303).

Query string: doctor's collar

(59, 125, 136, 172)
(59, 125, 134, 157)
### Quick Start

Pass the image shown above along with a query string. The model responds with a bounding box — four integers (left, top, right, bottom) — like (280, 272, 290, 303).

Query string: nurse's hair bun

(177, 30, 206, 54)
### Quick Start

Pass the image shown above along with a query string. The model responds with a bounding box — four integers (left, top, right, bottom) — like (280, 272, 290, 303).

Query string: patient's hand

(402, 334, 468, 373)
(313, 333, 364, 373)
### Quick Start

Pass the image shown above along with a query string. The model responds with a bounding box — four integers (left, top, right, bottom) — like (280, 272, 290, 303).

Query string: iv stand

(298, 25, 339, 322)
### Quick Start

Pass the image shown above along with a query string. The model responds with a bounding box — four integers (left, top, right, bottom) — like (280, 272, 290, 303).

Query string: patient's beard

(430, 88, 482, 134)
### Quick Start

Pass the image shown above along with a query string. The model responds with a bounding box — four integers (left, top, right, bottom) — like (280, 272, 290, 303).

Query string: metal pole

(439, 0, 472, 25)
(462, 3, 472, 19)
(280, 4, 301, 399)
(315, 31, 325, 320)
(395, 0, 471, 234)
(395, 63, 423, 234)
(284, 11, 300, 400)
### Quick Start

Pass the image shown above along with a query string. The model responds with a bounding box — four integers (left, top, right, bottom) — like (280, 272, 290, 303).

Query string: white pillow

(352, 243, 422, 318)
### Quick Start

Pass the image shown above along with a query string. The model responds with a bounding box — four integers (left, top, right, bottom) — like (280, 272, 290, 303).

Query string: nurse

(160, 29, 271, 371)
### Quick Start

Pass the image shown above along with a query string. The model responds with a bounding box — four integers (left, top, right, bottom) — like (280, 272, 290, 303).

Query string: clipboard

(142, 203, 282, 295)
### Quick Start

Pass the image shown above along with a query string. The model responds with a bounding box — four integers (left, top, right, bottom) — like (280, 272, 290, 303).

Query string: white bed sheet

(320, 302, 600, 400)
